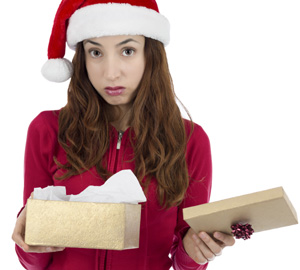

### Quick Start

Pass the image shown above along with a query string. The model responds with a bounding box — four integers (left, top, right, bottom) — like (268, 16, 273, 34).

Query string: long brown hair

(54, 37, 194, 208)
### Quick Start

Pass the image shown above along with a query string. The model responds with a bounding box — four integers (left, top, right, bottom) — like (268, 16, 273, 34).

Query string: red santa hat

(41, 0, 170, 82)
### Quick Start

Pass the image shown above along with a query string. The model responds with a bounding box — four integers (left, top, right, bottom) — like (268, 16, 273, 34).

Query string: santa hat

(41, 0, 170, 82)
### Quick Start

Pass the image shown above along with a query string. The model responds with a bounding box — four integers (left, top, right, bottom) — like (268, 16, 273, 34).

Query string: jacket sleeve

(170, 122, 212, 270)
(15, 112, 55, 269)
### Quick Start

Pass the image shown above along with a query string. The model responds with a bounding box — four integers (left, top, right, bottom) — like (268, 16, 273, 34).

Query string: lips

(105, 86, 125, 96)
(105, 86, 125, 90)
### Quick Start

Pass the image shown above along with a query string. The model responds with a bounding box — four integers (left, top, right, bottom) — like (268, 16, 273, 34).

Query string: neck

(109, 105, 132, 132)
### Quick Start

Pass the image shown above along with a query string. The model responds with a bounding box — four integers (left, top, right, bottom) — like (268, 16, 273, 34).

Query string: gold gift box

(25, 199, 141, 250)
(183, 187, 298, 235)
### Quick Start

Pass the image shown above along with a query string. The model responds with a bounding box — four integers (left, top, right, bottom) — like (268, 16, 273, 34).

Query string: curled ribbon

(231, 223, 254, 240)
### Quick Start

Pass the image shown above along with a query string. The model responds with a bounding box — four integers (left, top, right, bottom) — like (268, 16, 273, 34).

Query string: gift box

(25, 198, 142, 250)
(183, 187, 298, 237)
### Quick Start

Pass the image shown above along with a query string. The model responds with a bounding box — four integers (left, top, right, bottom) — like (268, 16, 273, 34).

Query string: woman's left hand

(182, 228, 235, 265)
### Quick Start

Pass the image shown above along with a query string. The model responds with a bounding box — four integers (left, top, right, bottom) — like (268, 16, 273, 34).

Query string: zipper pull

(116, 131, 124, 150)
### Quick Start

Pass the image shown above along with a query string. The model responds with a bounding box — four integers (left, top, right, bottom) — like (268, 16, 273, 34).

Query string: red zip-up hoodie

(15, 110, 212, 270)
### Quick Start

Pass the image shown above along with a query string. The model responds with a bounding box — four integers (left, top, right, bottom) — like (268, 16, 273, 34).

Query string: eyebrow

(84, 38, 140, 47)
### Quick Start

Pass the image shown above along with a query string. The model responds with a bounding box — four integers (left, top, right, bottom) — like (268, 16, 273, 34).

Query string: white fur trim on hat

(41, 58, 73, 83)
(67, 3, 170, 49)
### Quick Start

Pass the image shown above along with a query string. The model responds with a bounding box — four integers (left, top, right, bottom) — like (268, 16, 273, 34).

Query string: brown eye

(90, 50, 102, 58)
(123, 48, 135, 56)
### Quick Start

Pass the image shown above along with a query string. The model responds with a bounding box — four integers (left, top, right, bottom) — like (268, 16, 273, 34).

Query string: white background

(1, 0, 299, 269)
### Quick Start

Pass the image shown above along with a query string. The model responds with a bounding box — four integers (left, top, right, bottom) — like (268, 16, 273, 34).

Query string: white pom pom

(41, 58, 73, 82)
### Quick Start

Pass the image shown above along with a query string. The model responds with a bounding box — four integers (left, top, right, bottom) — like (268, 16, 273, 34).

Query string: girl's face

(83, 35, 146, 111)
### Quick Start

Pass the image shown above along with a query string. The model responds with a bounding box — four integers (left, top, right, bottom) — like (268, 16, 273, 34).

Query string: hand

(12, 203, 65, 253)
(183, 228, 235, 265)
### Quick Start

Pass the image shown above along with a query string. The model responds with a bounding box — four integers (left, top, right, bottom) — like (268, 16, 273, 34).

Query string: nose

(104, 56, 121, 81)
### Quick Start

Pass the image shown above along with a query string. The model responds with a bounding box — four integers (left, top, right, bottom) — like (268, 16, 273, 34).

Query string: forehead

(84, 35, 145, 45)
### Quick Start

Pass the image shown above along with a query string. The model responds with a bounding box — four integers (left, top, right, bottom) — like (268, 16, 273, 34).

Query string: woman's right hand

(12, 203, 65, 253)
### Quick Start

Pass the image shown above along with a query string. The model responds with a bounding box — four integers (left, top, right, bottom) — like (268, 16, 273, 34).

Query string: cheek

(86, 62, 101, 86)
(130, 60, 145, 84)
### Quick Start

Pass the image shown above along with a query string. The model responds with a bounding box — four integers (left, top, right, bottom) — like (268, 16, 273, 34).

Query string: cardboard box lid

(25, 199, 141, 250)
(183, 187, 298, 235)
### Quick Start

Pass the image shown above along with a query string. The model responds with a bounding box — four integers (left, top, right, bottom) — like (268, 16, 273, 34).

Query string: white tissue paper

(33, 169, 147, 204)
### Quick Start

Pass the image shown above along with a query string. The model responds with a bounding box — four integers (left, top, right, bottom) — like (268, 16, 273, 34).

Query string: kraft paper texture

(25, 199, 141, 250)
(183, 187, 298, 235)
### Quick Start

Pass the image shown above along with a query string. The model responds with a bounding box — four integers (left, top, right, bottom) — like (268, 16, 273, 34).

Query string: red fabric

(48, 0, 83, 59)
(48, 0, 159, 59)
(81, 0, 159, 12)
(15, 110, 212, 270)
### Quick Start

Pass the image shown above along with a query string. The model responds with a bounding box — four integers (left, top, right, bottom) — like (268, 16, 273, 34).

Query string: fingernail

(214, 232, 221, 239)
(199, 260, 208, 265)
(215, 251, 222, 256)
(199, 232, 207, 240)
(46, 247, 52, 252)
(192, 234, 198, 240)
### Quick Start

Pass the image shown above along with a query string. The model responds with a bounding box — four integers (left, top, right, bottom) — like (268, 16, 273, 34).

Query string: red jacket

(15, 110, 212, 270)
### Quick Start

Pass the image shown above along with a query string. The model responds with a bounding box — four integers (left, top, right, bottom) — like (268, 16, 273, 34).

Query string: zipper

(103, 250, 107, 270)
(104, 131, 123, 269)
(116, 131, 124, 150)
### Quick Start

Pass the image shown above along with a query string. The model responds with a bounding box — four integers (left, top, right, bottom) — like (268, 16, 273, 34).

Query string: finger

(214, 232, 235, 247)
(192, 233, 215, 263)
(12, 205, 65, 253)
(12, 231, 28, 251)
(191, 237, 208, 265)
(12, 227, 65, 253)
(198, 232, 223, 259)
(193, 245, 208, 265)
(12, 213, 27, 250)
(24, 246, 65, 253)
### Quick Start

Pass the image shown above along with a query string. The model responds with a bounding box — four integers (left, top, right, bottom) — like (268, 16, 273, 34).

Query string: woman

(12, 1, 235, 269)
